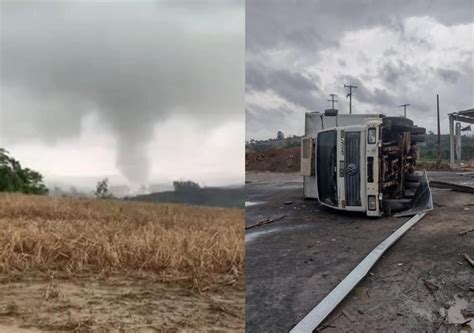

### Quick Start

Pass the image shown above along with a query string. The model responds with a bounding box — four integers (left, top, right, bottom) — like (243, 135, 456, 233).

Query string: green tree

(173, 180, 200, 192)
(95, 178, 111, 198)
(0, 148, 48, 194)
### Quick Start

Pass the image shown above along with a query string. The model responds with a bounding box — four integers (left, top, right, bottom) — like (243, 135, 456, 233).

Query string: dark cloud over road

(246, 0, 473, 140)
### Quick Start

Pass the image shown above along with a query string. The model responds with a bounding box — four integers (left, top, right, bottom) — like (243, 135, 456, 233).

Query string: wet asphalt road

(245, 171, 474, 332)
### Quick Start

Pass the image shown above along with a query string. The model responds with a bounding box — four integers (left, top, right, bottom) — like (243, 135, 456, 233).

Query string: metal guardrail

(290, 212, 428, 333)
(429, 180, 474, 194)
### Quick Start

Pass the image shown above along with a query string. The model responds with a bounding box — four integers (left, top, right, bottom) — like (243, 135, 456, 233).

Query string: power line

(327, 94, 338, 109)
(344, 84, 357, 114)
(399, 104, 410, 118)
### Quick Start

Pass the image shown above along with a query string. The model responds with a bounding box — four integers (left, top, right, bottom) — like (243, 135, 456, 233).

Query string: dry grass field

(0, 193, 244, 332)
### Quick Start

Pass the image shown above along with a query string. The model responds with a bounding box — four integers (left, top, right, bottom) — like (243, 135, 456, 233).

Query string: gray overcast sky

(246, 0, 474, 140)
(0, 1, 244, 190)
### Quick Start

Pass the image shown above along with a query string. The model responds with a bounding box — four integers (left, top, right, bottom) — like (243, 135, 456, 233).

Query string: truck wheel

(383, 199, 411, 213)
(411, 126, 426, 135)
(411, 134, 425, 143)
(383, 117, 414, 132)
(405, 180, 420, 189)
(324, 109, 338, 116)
(405, 173, 422, 182)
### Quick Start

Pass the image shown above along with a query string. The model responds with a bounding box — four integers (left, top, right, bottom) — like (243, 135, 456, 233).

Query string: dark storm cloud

(246, 0, 473, 53)
(340, 74, 431, 114)
(246, 62, 320, 109)
(437, 68, 462, 84)
(339, 75, 395, 107)
(246, 0, 473, 139)
(379, 60, 420, 85)
(0, 1, 243, 184)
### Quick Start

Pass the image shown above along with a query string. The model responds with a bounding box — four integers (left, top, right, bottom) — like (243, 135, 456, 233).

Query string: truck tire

(411, 134, 425, 143)
(383, 199, 411, 213)
(405, 180, 420, 189)
(405, 173, 422, 182)
(383, 117, 414, 132)
(324, 109, 338, 116)
(411, 126, 426, 135)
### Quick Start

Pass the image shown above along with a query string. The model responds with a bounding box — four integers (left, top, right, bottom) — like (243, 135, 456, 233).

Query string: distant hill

(125, 186, 244, 208)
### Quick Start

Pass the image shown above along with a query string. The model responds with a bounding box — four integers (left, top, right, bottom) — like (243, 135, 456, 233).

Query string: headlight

(368, 128, 377, 144)
(368, 195, 377, 210)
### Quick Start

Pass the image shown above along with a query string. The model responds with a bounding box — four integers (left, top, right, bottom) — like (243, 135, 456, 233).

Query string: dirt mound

(246, 146, 474, 174)
(246, 147, 300, 173)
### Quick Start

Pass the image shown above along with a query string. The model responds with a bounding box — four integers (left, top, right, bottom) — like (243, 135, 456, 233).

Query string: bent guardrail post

(290, 212, 428, 333)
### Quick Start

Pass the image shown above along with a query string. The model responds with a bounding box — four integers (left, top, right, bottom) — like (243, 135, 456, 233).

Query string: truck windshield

(317, 130, 338, 206)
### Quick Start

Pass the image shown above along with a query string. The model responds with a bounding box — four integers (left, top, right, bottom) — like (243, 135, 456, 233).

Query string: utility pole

(344, 84, 357, 114)
(328, 94, 338, 109)
(399, 104, 410, 118)
(437, 94, 441, 166)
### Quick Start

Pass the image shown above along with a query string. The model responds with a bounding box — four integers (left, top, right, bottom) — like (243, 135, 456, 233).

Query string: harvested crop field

(0, 193, 244, 332)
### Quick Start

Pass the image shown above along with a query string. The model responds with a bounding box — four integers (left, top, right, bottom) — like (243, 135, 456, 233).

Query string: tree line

(419, 133, 474, 161)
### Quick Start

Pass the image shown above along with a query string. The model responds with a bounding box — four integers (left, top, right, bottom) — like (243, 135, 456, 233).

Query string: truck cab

(301, 110, 432, 216)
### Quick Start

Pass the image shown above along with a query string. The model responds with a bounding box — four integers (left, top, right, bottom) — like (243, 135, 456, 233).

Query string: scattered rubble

(245, 215, 286, 230)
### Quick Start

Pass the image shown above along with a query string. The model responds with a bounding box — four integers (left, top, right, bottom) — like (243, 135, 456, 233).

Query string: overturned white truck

(301, 109, 433, 217)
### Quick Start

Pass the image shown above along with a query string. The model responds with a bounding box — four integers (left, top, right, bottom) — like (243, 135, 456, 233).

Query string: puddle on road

(275, 182, 302, 190)
(245, 201, 266, 207)
(245, 227, 283, 242)
(246, 224, 311, 243)
(439, 296, 474, 330)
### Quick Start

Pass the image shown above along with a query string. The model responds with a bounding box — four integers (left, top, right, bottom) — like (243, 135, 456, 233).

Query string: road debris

(314, 312, 342, 332)
(341, 310, 355, 322)
(245, 215, 286, 230)
(462, 304, 474, 318)
(459, 228, 474, 236)
(422, 279, 439, 294)
(463, 253, 474, 267)
(460, 318, 472, 326)
(440, 296, 474, 330)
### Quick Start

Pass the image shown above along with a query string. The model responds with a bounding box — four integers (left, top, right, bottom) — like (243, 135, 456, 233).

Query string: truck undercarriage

(380, 117, 433, 216)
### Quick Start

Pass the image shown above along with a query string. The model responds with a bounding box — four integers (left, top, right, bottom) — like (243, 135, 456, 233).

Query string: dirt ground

(0, 275, 244, 332)
(246, 146, 474, 174)
(246, 147, 300, 173)
(245, 171, 473, 332)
